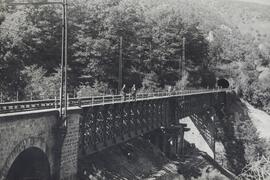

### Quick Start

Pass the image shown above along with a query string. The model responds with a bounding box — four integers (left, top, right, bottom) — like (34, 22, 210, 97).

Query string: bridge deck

(0, 89, 228, 114)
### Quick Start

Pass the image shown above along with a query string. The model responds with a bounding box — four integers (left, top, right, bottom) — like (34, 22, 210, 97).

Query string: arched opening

(217, 78, 230, 88)
(6, 147, 51, 180)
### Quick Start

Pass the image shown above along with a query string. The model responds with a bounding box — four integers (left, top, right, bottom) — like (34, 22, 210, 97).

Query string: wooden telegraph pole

(118, 36, 123, 93)
(182, 37, 186, 78)
(63, 0, 68, 124)
(56, 0, 68, 125)
(179, 41, 182, 80)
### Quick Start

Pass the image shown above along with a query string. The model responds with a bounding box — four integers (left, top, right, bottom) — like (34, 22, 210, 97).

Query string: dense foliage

(0, 0, 269, 105)
(0, 0, 219, 100)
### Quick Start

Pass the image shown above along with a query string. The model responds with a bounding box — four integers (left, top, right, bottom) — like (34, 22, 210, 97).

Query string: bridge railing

(0, 88, 229, 114)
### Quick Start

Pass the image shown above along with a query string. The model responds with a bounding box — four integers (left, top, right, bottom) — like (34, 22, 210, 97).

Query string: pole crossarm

(5, 1, 63, 6)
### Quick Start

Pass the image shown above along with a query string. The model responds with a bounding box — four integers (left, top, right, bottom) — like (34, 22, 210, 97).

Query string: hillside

(206, 0, 270, 44)
(244, 100, 270, 139)
(237, 0, 270, 5)
(173, 0, 270, 113)
(182, 94, 270, 175)
(167, 0, 270, 42)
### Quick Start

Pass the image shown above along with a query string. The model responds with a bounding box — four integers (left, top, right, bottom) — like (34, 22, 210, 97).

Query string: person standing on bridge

(168, 86, 172, 96)
(121, 84, 127, 101)
(131, 84, 137, 101)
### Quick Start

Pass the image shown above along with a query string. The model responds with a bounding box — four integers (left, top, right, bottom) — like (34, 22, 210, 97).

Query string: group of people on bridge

(120, 84, 137, 101)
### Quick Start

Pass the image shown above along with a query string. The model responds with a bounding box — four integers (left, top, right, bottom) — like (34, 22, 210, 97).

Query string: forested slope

(0, 0, 269, 113)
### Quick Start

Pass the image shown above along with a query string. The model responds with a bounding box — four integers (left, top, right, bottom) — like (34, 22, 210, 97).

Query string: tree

(22, 65, 61, 100)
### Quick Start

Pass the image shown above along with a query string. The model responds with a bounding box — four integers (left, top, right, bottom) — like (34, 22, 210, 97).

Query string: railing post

(78, 98, 81, 107)
(55, 95, 57, 109)
(102, 96, 105, 104)
(92, 97, 94, 105)
(0, 92, 2, 103)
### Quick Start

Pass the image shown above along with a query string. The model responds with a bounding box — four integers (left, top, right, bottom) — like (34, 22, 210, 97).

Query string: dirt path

(244, 100, 270, 139)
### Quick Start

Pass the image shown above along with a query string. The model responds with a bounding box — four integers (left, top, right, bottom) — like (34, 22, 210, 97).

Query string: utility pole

(179, 42, 182, 80)
(182, 37, 186, 78)
(63, 0, 68, 125)
(59, 0, 68, 126)
(118, 36, 123, 93)
(149, 41, 152, 61)
(6, 0, 68, 125)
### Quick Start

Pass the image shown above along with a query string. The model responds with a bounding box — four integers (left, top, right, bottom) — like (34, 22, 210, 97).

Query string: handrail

(0, 88, 229, 114)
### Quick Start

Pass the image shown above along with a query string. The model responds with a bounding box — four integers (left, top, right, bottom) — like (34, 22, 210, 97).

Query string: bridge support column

(162, 125, 186, 158)
(59, 109, 81, 180)
(178, 123, 190, 157)
(148, 124, 189, 159)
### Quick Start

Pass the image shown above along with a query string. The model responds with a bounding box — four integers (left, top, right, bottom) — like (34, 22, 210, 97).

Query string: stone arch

(0, 137, 50, 180)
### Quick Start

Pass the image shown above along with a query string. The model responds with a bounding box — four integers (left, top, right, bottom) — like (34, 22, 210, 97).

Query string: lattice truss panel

(80, 92, 226, 155)
(80, 99, 170, 155)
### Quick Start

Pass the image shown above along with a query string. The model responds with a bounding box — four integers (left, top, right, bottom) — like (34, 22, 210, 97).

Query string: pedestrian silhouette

(120, 84, 126, 101)
(131, 84, 137, 101)
(168, 86, 172, 95)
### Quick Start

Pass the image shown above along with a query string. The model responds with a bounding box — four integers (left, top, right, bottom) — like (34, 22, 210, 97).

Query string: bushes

(77, 81, 110, 97)
(238, 156, 270, 180)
